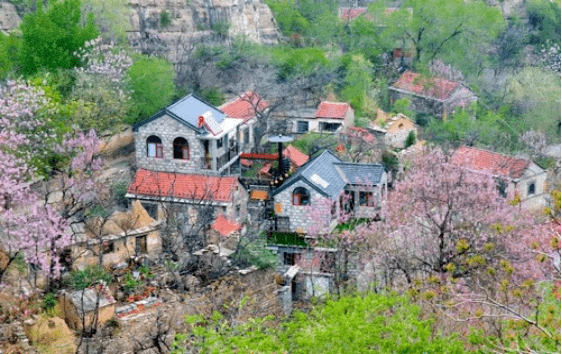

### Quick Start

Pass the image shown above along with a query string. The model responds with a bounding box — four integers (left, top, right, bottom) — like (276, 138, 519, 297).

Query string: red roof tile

(346, 127, 376, 144)
(315, 101, 351, 119)
(283, 145, 309, 167)
(240, 153, 279, 160)
(128, 169, 238, 202)
(219, 91, 268, 122)
(340, 7, 368, 21)
(391, 71, 461, 101)
(211, 214, 241, 237)
(259, 162, 272, 176)
(451, 146, 531, 179)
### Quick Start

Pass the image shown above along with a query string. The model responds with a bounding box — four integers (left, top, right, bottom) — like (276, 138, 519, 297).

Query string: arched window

(146, 135, 163, 158)
(173, 137, 190, 160)
(292, 187, 310, 206)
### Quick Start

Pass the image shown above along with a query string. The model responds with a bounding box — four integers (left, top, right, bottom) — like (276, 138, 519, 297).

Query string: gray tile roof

(167, 94, 225, 127)
(273, 150, 386, 200)
(334, 163, 385, 185)
(133, 94, 225, 133)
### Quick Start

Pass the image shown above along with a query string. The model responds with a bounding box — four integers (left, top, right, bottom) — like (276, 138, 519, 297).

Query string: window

(297, 121, 309, 134)
(321, 122, 341, 132)
(173, 137, 190, 160)
(217, 137, 224, 149)
(136, 235, 147, 254)
(102, 241, 114, 254)
(528, 182, 536, 196)
(359, 191, 374, 206)
(340, 191, 355, 212)
(243, 128, 250, 144)
(283, 252, 296, 266)
(292, 187, 310, 206)
(146, 135, 163, 158)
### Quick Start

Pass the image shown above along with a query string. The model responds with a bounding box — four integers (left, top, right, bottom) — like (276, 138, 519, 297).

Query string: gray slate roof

(272, 150, 386, 200)
(133, 94, 225, 133)
(334, 163, 385, 185)
(68, 286, 116, 314)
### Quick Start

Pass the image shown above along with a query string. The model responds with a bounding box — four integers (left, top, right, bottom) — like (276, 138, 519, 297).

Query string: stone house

(129, 93, 250, 228)
(389, 71, 477, 119)
(286, 101, 355, 135)
(450, 146, 548, 210)
(133, 94, 243, 175)
(271, 150, 387, 234)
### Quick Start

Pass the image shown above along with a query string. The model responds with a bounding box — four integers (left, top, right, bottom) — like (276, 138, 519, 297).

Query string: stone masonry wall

(135, 114, 206, 174)
(274, 180, 330, 234)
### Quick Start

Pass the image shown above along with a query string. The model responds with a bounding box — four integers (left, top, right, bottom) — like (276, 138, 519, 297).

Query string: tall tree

(19, 0, 98, 75)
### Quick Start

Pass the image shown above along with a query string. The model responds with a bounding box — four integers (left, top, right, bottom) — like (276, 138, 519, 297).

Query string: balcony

(217, 145, 239, 170)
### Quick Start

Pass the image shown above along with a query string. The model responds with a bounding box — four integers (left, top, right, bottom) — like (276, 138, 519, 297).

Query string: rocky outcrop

(0, 2, 20, 33)
(0, 0, 278, 61)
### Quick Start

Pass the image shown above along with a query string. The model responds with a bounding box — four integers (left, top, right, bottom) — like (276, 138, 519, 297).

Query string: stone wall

(273, 180, 331, 234)
(135, 114, 206, 173)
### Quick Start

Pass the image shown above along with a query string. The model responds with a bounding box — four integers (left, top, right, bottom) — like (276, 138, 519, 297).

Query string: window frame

(292, 187, 311, 206)
(146, 135, 163, 158)
(527, 181, 536, 196)
(297, 120, 309, 134)
(173, 137, 190, 160)
(359, 191, 374, 207)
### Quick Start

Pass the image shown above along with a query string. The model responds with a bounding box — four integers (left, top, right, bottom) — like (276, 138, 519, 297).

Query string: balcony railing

(217, 145, 239, 170)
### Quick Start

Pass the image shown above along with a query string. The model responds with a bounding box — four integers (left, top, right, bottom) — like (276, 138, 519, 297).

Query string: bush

(160, 10, 172, 28)
(404, 130, 416, 149)
(69, 265, 112, 290)
(41, 293, 57, 312)
(199, 87, 225, 106)
(123, 272, 142, 293)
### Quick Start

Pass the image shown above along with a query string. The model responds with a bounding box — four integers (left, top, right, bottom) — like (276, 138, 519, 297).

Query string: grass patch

(268, 232, 308, 247)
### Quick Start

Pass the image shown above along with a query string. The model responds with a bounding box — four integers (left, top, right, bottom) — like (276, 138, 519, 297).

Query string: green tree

(82, 0, 131, 41)
(383, 0, 504, 72)
(527, 0, 561, 46)
(265, 0, 310, 36)
(127, 56, 176, 122)
(19, 0, 98, 75)
(340, 54, 374, 115)
(0, 31, 21, 78)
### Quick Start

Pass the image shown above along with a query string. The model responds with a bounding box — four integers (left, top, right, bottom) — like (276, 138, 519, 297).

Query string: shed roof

(211, 214, 242, 237)
(283, 145, 309, 167)
(334, 163, 385, 185)
(69, 286, 116, 314)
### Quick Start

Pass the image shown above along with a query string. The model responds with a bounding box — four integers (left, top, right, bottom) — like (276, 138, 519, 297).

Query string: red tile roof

(391, 71, 461, 101)
(219, 91, 268, 122)
(259, 162, 272, 176)
(128, 169, 238, 202)
(240, 153, 279, 160)
(283, 145, 309, 167)
(340, 7, 368, 21)
(211, 214, 241, 237)
(451, 146, 531, 179)
(315, 101, 351, 119)
(346, 127, 376, 144)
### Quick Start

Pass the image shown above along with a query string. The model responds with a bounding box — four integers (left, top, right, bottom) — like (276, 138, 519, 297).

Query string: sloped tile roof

(315, 101, 351, 119)
(451, 146, 531, 179)
(340, 7, 368, 21)
(391, 71, 461, 101)
(211, 214, 241, 237)
(283, 145, 309, 167)
(240, 159, 252, 167)
(334, 163, 385, 185)
(128, 169, 237, 202)
(219, 91, 268, 122)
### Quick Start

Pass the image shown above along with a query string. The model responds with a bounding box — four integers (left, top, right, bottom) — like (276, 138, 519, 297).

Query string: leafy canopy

(19, 0, 98, 75)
